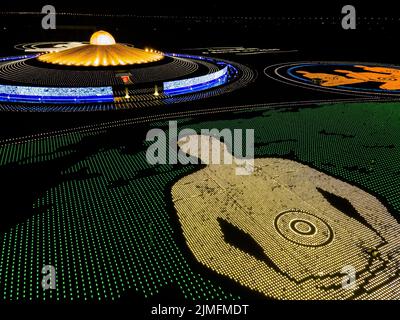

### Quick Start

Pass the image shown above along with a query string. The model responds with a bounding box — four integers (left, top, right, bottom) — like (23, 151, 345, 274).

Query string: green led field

(0, 102, 399, 301)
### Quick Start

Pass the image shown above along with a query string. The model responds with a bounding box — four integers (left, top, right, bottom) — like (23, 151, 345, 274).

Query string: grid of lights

(0, 84, 114, 104)
(1, 102, 399, 301)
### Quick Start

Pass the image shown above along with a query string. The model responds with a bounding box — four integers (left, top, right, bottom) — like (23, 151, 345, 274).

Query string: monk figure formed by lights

(171, 134, 400, 300)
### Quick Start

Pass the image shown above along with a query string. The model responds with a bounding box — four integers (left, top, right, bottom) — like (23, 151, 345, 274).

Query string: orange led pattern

(298, 65, 400, 90)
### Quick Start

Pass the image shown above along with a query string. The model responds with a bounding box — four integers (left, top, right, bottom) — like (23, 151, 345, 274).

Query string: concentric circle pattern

(274, 209, 334, 247)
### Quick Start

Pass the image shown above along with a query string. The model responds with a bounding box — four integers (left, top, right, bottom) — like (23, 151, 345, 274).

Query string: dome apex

(90, 30, 116, 46)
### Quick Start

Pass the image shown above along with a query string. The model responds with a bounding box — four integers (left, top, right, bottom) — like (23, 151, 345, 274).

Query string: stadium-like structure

(0, 31, 254, 111)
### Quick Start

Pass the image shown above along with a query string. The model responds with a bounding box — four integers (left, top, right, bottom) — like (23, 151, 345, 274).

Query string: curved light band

(163, 66, 229, 95)
(0, 84, 114, 104)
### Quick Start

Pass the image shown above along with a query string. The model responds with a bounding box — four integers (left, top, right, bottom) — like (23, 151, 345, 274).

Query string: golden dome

(37, 30, 164, 67)
(89, 30, 116, 45)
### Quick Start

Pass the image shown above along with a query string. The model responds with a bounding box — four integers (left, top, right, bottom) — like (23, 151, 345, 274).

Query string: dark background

(1, 1, 399, 50)
(0, 1, 397, 16)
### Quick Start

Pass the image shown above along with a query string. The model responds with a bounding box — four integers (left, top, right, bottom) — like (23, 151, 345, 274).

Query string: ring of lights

(264, 61, 400, 97)
(274, 209, 334, 247)
(0, 51, 255, 111)
(289, 219, 316, 236)
(14, 42, 87, 53)
(0, 56, 200, 86)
